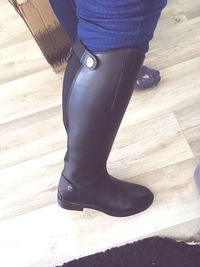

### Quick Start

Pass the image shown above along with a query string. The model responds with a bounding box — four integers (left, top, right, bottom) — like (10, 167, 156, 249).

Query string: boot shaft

(62, 44, 144, 183)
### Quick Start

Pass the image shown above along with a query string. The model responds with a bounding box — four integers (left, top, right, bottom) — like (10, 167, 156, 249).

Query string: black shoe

(58, 39, 154, 217)
(58, 172, 153, 217)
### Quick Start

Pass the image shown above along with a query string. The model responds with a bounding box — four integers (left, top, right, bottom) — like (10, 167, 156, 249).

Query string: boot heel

(57, 194, 84, 211)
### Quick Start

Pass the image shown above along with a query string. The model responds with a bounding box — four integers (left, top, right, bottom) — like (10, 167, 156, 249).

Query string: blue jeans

(50, 0, 167, 54)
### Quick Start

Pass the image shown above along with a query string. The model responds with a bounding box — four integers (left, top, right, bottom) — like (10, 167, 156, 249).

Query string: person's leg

(49, 0, 77, 43)
(55, 0, 167, 217)
(75, 0, 167, 53)
(50, 0, 167, 90)
(134, 0, 167, 90)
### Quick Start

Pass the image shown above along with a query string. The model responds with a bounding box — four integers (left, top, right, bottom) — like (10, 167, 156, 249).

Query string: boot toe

(105, 176, 154, 216)
(124, 184, 154, 215)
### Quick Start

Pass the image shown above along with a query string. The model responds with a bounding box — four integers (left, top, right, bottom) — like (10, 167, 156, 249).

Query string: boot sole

(57, 192, 154, 217)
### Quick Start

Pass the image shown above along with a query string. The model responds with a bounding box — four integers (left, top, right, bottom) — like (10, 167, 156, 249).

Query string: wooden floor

(1, 0, 200, 266)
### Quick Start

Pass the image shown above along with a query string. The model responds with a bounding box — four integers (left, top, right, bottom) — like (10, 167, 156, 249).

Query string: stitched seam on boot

(66, 64, 84, 160)
(110, 55, 125, 113)
(66, 64, 84, 127)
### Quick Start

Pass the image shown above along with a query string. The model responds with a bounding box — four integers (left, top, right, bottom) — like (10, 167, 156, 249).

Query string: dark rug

(57, 236, 200, 267)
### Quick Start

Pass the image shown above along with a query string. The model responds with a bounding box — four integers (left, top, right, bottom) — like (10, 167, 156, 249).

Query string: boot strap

(71, 37, 98, 70)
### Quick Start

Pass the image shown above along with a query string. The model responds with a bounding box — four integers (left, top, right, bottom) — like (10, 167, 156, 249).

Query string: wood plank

(144, 0, 188, 72)
(0, 39, 50, 85)
(0, 68, 63, 124)
(174, 97, 200, 156)
(174, 98, 200, 130)
(0, 106, 65, 169)
(146, 16, 200, 70)
(122, 56, 200, 128)
(0, 204, 81, 267)
(156, 217, 200, 242)
(184, 126, 200, 157)
(109, 112, 193, 179)
(176, 0, 200, 19)
(0, 149, 65, 221)
(159, 0, 187, 25)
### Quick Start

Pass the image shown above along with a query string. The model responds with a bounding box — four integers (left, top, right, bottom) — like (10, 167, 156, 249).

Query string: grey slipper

(194, 164, 200, 193)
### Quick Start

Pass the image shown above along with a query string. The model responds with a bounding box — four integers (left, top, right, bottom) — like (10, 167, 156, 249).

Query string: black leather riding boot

(58, 40, 154, 217)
